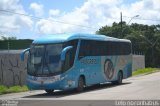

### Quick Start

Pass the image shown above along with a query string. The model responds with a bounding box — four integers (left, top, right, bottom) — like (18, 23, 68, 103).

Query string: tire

(45, 89, 54, 94)
(112, 71, 123, 85)
(77, 76, 85, 92)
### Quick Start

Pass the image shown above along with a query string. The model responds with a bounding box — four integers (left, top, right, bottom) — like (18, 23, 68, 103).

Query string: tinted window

(44, 44, 63, 75)
(63, 40, 78, 71)
(79, 40, 131, 57)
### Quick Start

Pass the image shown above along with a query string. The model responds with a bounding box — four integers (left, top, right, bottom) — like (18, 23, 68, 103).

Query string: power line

(0, 9, 98, 30)
(123, 16, 160, 22)
(0, 9, 159, 31)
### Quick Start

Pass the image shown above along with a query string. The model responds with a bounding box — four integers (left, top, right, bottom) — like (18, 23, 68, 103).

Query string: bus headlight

(67, 80, 75, 86)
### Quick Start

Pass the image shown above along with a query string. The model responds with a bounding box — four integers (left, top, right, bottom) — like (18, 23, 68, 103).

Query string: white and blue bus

(21, 33, 132, 93)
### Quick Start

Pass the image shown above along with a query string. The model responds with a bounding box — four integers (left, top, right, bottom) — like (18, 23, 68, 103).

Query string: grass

(132, 68, 160, 76)
(0, 85, 28, 95)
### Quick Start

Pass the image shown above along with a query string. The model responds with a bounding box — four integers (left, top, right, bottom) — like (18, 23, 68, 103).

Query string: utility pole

(120, 12, 123, 38)
(120, 13, 139, 38)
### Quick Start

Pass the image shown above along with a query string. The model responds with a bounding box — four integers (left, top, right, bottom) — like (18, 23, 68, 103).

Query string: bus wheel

(113, 71, 123, 85)
(117, 71, 123, 84)
(77, 76, 85, 92)
(45, 89, 54, 94)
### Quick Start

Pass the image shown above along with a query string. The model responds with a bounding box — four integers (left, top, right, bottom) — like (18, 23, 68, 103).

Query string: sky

(0, 0, 160, 39)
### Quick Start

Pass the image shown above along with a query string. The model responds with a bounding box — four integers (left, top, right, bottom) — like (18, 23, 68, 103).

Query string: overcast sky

(0, 0, 160, 39)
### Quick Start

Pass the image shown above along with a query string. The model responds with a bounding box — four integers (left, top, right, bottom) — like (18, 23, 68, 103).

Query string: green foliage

(96, 22, 160, 67)
(0, 85, 8, 94)
(132, 68, 159, 76)
(0, 85, 28, 95)
(0, 39, 33, 50)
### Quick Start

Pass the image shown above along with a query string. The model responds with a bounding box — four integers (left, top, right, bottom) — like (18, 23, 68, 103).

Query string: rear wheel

(45, 89, 54, 94)
(117, 71, 123, 84)
(77, 76, 85, 92)
(112, 71, 123, 85)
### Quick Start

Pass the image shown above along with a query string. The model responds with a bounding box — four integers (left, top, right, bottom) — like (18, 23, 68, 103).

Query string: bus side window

(79, 40, 87, 57)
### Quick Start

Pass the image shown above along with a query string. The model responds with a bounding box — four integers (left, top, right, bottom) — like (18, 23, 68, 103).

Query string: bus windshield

(27, 44, 64, 76)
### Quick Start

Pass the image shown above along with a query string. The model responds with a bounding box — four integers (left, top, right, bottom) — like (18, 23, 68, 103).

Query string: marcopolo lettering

(81, 59, 96, 64)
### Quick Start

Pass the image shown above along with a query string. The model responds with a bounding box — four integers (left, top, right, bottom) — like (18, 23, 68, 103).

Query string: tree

(0, 36, 17, 40)
(96, 22, 160, 67)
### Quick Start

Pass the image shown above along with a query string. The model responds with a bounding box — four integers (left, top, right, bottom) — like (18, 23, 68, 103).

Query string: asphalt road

(0, 72, 160, 106)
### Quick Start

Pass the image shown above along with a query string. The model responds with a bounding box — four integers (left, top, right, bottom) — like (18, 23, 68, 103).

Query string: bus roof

(32, 33, 131, 44)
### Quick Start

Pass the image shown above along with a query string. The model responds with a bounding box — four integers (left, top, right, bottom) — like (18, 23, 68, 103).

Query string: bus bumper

(26, 75, 76, 91)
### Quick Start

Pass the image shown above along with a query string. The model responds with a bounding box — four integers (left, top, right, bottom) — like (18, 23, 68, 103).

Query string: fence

(132, 54, 145, 71)
(0, 51, 27, 86)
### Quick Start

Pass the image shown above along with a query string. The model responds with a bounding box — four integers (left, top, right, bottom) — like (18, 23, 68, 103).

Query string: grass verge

(0, 85, 28, 95)
(132, 68, 160, 76)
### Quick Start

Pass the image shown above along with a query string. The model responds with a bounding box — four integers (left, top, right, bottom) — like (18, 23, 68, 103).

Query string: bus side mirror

(20, 48, 30, 61)
(61, 46, 73, 61)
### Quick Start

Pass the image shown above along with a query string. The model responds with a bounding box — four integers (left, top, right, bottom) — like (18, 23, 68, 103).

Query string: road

(0, 72, 160, 105)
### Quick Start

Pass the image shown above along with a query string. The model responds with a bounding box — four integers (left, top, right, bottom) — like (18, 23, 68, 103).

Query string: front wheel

(45, 89, 54, 94)
(77, 77, 85, 92)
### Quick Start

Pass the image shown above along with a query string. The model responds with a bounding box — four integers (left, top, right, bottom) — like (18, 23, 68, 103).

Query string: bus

(21, 33, 132, 93)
